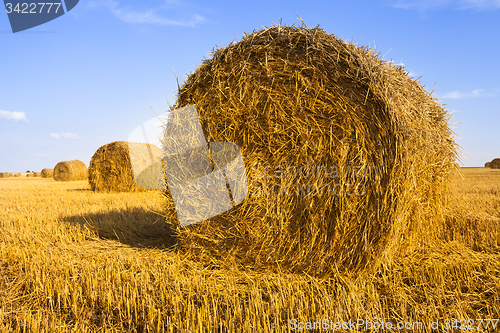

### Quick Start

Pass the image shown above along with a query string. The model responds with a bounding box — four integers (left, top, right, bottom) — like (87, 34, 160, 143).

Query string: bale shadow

(61, 207, 178, 249)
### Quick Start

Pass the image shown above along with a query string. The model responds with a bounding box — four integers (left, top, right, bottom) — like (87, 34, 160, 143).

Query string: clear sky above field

(1, 0, 499, 172)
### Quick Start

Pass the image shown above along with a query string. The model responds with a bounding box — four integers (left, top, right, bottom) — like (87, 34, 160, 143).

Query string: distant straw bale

(41, 168, 53, 178)
(0, 172, 9, 178)
(54, 160, 88, 181)
(33, 172, 41, 177)
(26, 173, 34, 177)
(9, 173, 13, 177)
(88, 141, 164, 192)
(168, 24, 459, 276)
(485, 162, 491, 168)
(14, 173, 21, 177)
(490, 158, 500, 169)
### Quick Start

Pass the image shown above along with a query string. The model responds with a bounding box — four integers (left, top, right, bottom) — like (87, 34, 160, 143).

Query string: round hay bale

(26, 173, 34, 177)
(41, 168, 54, 178)
(54, 160, 88, 181)
(485, 162, 492, 168)
(0, 172, 10, 178)
(33, 172, 41, 177)
(167, 25, 459, 276)
(13, 173, 20, 177)
(490, 158, 500, 169)
(88, 141, 163, 192)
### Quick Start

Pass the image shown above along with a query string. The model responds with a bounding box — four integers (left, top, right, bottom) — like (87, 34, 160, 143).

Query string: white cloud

(392, 0, 500, 11)
(441, 88, 493, 99)
(50, 133, 78, 139)
(90, 0, 205, 27)
(0, 109, 28, 122)
(460, 0, 500, 9)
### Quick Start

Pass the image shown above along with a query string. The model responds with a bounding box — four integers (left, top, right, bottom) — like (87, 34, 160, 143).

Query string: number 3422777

(5, 3, 62, 14)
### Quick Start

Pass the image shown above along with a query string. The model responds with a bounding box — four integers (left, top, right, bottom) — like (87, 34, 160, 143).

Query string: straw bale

(0, 172, 9, 178)
(33, 172, 41, 177)
(490, 158, 500, 169)
(167, 24, 459, 276)
(485, 162, 491, 168)
(14, 173, 21, 177)
(54, 160, 88, 181)
(41, 168, 53, 178)
(88, 141, 164, 192)
(26, 173, 34, 177)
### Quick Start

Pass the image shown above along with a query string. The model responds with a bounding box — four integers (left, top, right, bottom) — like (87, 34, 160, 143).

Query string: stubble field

(0, 168, 499, 332)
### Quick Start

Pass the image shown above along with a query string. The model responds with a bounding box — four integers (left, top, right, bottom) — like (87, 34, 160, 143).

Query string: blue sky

(1, 0, 499, 172)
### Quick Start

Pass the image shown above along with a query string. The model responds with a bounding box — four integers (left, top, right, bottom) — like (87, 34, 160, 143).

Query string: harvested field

(0, 168, 498, 331)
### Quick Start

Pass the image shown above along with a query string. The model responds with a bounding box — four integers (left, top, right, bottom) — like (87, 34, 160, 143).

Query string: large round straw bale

(168, 25, 459, 276)
(485, 162, 491, 168)
(88, 141, 163, 192)
(54, 160, 88, 181)
(490, 158, 500, 169)
(0, 172, 9, 178)
(41, 168, 54, 178)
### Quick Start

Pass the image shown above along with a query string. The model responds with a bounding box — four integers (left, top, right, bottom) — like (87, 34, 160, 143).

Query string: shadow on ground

(61, 207, 178, 249)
